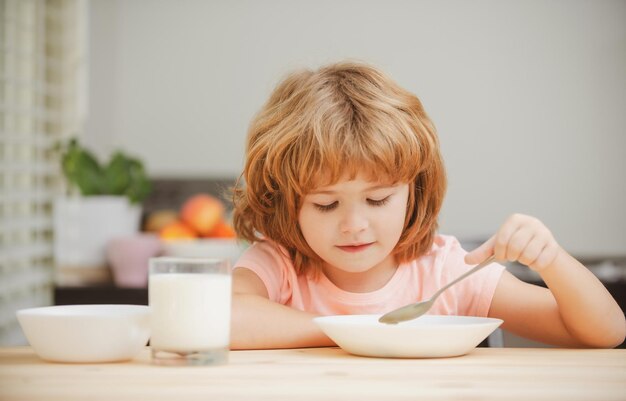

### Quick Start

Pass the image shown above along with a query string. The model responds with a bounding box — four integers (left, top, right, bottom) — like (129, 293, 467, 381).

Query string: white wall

(86, 0, 626, 258)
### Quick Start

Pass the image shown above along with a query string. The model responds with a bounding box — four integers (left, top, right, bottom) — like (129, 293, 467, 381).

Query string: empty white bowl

(314, 314, 503, 358)
(17, 304, 150, 363)
(162, 238, 246, 264)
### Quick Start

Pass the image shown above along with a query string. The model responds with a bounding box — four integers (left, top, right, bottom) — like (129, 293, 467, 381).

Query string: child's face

(298, 174, 409, 278)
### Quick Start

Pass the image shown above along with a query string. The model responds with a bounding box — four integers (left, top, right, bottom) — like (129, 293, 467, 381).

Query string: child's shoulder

(236, 239, 292, 268)
(400, 234, 465, 271)
(403, 234, 468, 272)
(429, 234, 464, 255)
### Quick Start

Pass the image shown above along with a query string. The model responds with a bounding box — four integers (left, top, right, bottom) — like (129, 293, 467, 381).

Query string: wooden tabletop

(1, 346, 625, 401)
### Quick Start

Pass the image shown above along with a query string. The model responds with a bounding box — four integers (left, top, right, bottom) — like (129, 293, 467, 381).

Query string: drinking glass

(149, 257, 231, 366)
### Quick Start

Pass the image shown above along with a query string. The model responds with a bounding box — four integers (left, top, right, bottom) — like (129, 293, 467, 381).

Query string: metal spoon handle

(431, 255, 496, 300)
(378, 255, 498, 324)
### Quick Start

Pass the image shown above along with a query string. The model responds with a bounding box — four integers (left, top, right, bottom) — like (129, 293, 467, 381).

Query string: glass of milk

(149, 257, 231, 366)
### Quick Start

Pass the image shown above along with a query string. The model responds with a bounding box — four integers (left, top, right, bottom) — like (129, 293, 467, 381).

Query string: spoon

(378, 255, 497, 324)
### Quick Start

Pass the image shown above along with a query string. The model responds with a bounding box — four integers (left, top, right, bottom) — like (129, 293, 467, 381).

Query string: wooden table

(1, 346, 625, 401)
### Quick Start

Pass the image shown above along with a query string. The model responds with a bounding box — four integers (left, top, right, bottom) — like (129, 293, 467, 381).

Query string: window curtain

(0, 0, 86, 345)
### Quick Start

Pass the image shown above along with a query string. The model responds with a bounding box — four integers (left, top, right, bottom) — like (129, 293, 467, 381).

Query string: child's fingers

(517, 236, 545, 267)
(504, 226, 534, 262)
(493, 215, 523, 261)
(530, 242, 561, 271)
(464, 235, 495, 265)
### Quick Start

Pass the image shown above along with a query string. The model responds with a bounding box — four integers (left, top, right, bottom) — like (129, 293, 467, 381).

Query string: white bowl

(162, 238, 246, 264)
(314, 314, 502, 358)
(17, 304, 150, 363)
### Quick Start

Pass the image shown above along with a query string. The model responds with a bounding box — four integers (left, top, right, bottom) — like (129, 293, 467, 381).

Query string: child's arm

(466, 213, 626, 348)
(230, 268, 335, 349)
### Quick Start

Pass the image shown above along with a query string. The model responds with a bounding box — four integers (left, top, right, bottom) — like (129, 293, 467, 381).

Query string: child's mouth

(336, 243, 374, 253)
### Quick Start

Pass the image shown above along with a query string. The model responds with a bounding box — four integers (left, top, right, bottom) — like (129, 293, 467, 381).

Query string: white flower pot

(53, 196, 141, 285)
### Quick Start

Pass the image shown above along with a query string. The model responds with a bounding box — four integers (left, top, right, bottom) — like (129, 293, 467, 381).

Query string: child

(230, 61, 625, 349)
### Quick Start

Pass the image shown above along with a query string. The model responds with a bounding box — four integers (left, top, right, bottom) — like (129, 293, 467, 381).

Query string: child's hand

(464, 213, 563, 272)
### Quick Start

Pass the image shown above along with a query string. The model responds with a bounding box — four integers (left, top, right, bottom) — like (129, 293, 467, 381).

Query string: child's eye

(367, 196, 390, 207)
(314, 202, 338, 212)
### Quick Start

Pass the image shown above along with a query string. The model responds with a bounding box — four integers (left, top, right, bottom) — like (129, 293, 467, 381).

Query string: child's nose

(339, 207, 369, 233)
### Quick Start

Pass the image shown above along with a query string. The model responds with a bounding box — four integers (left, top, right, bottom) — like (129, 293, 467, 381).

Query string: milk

(149, 273, 232, 352)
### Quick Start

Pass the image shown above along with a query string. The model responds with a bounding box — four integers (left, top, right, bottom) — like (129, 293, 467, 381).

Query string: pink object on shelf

(106, 234, 163, 288)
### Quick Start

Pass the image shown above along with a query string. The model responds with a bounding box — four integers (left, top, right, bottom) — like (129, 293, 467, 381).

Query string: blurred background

(1, 0, 624, 346)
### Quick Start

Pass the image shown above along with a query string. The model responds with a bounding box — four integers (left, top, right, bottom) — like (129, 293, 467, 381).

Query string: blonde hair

(233, 61, 446, 274)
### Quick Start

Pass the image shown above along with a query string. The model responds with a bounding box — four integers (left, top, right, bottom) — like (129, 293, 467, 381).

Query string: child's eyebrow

(309, 184, 393, 195)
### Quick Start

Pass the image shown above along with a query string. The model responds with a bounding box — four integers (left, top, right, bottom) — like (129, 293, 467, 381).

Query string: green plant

(57, 139, 151, 204)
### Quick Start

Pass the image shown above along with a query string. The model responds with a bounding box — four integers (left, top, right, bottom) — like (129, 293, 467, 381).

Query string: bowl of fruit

(144, 194, 246, 265)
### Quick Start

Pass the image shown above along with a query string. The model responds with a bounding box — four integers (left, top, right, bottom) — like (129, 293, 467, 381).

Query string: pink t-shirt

(234, 234, 505, 317)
